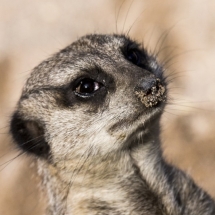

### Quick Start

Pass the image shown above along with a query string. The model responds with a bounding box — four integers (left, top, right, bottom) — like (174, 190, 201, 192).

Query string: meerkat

(10, 34, 215, 215)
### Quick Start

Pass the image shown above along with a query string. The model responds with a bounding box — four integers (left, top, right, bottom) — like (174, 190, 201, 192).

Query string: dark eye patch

(122, 42, 150, 71)
(60, 65, 116, 111)
(126, 49, 141, 65)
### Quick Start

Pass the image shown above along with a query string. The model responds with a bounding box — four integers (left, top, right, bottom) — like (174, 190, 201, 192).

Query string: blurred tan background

(0, 0, 215, 214)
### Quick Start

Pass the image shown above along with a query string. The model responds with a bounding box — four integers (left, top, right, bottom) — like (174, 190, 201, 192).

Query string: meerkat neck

(37, 151, 138, 213)
(36, 137, 165, 215)
(36, 118, 177, 215)
(130, 142, 179, 214)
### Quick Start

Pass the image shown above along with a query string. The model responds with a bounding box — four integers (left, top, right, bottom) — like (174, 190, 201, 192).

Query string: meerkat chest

(65, 174, 162, 215)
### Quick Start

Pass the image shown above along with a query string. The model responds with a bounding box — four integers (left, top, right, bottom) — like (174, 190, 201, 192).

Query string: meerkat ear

(10, 112, 50, 159)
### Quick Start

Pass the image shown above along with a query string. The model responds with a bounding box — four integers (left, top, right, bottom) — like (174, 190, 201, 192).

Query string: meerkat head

(10, 34, 166, 165)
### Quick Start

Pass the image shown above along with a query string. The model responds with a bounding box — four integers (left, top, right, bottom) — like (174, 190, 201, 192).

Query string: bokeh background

(1, 0, 215, 214)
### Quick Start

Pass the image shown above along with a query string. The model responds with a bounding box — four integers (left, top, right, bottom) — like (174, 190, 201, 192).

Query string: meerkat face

(10, 34, 166, 164)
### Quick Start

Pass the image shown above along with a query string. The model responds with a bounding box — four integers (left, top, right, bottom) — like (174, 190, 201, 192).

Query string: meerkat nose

(139, 77, 157, 93)
(135, 78, 166, 108)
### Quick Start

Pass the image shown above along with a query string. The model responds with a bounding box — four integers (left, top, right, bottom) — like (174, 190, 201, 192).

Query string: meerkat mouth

(109, 101, 163, 145)
(120, 107, 162, 149)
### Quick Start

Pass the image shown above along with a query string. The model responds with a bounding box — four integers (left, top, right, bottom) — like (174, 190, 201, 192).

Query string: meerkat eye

(74, 78, 102, 97)
(127, 49, 140, 65)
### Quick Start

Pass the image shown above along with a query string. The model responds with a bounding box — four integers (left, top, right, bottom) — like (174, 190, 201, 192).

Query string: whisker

(0, 151, 26, 171)
(153, 24, 179, 57)
(122, 0, 135, 34)
(115, 0, 126, 34)
(125, 8, 146, 37)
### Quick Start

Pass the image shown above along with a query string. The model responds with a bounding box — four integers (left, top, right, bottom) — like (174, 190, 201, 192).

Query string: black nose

(135, 78, 166, 108)
(139, 78, 158, 94)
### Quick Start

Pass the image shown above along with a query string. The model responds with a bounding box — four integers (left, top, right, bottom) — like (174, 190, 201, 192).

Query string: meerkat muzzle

(135, 78, 166, 108)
